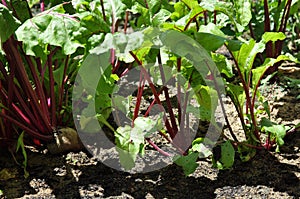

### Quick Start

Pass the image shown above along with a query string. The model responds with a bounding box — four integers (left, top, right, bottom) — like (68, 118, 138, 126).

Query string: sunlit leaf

(174, 152, 199, 176)
(212, 140, 235, 169)
(16, 12, 83, 56)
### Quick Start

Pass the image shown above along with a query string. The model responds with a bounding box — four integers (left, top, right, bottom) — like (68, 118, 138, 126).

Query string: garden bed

(0, 72, 299, 199)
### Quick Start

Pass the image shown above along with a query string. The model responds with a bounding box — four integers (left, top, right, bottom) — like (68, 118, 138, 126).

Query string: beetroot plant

(0, 1, 109, 149)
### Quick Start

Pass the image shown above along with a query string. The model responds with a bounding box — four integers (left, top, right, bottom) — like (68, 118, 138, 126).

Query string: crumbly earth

(0, 69, 299, 199)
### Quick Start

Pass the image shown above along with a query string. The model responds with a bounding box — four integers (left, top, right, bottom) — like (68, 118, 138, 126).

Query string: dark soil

(0, 68, 299, 199)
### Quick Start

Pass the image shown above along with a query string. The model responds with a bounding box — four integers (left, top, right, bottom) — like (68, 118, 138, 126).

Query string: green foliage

(0, 0, 298, 176)
(174, 152, 199, 176)
(16, 132, 29, 178)
(260, 118, 286, 152)
(115, 114, 164, 170)
(0, 4, 20, 43)
(212, 140, 235, 170)
(16, 11, 83, 56)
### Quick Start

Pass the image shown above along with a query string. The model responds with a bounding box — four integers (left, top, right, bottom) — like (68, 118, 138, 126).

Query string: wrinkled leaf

(152, 9, 171, 26)
(233, 0, 252, 27)
(103, 0, 126, 19)
(90, 31, 144, 57)
(16, 12, 83, 56)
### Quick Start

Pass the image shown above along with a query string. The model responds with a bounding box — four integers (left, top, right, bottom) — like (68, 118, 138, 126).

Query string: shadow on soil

(0, 133, 299, 199)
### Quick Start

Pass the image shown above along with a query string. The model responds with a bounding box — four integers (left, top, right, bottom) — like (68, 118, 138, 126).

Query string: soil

(0, 68, 300, 199)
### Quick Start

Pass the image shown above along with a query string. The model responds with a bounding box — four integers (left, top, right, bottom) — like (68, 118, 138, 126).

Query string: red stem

(264, 0, 274, 57)
(100, 0, 107, 22)
(0, 112, 52, 141)
(3, 37, 52, 133)
(157, 51, 178, 134)
(227, 46, 260, 142)
(184, 11, 206, 31)
(133, 73, 145, 123)
(146, 138, 171, 156)
(57, 56, 70, 123)
(205, 61, 238, 142)
(22, 53, 49, 121)
(1, 0, 7, 6)
(40, 0, 45, 12)
(47, 48, 57, 127)
(231, 140, 264, 150)
(129, 51, 175, 138)
(177, 58, 182, 124)
(204, 11, 208, 25)
(124, 11, 129, 33)
(213, 10, 217, 24)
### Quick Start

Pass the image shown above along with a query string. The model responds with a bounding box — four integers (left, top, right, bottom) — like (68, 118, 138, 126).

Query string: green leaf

(53, 65, 65, 85)
(199, 23, 226, 37)
(191, 138, 213, 157)
(133, 114, 164, 137)
(112, 95, 131, 118)
(194, 85, 218, 121)
(226, 83, 246, 114)
(171, 1, 189, 20)
(90, 31, 144, 56)
(91, 33, 114, 54)
(0, 4, 21, 43)
(261, 117, 286, 152)
(213, 140, 235, 169)
(200, 0, 216, 12)
(263, 101, 271, 119)
(226, 39, 242, 51)
(237, 143, 256, 162)
(16, 132, 29, 178)
(16, 12, 83, 56)
(220, 140, 235, 168)
(103, 0, 126, 19)
(174, 152, 199, 176)
(235, 39, 265, 79)
(115, 124, 146, 170)
(194, 33, 226, 51)
(147, 0, 162, 16)
(116, 147, 136, 170)
(261, 32, 286, 43)
(76, 12, 110, 34)
(152, 9, 171, 26)
(214, 1, 244, 32)
(252, 55, 296, 90)
(79, 115, 101, 133)
(160, 30, 210, 75)
(212, 53, 233, 78)
(233, 0, 252, 27)
(115, 125, 132, 150)
(10, 0, 32, 22)
(181, 0, 199, 10)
